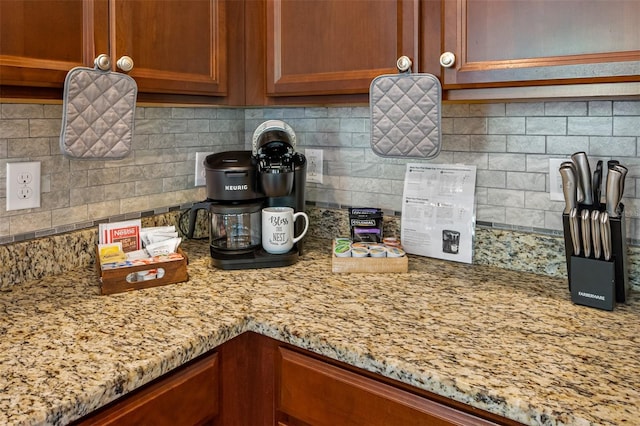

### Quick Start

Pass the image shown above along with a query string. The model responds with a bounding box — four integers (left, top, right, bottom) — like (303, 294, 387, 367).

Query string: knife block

(562, 204, 629, 310)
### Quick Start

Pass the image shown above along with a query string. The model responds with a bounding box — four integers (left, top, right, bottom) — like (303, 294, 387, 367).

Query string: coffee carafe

(186, 120, 307, 270)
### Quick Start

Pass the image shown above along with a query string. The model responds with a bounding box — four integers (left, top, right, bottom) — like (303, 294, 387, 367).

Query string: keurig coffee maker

(186, 120, 307, 270)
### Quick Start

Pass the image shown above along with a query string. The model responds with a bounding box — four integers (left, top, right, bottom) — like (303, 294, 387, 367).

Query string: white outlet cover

(305, 149, 323, 184)
(549, 158, 566, 202)
(6, 161, 41, 211)
(195, 152, 213, 187)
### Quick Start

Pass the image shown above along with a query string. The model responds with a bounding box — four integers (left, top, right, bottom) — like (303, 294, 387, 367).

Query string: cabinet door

(260, 0, 419, 98)
(74, 353, 219, 426)
(441, 0, 640, 96)
(112, 0, 232, 98)
(0, 0, 104, 89)
(277, 348, 499, 426)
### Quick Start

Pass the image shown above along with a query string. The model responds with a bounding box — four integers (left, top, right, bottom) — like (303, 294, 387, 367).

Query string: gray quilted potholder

(370, 73, 442, 159)
(60, 66, 137, 159)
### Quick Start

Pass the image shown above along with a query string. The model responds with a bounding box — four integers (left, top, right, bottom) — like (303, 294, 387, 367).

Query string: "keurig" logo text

(225, 185, 248, 191)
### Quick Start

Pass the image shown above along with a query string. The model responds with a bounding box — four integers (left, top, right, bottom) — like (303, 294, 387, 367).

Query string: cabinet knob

(439, 52, 456, 68)
(117, 56, 134, 72)
(396, 56, 413, 73)
(94, 54, 112, 71)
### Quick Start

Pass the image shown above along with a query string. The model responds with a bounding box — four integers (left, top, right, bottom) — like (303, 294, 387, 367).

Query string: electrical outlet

(549, 158, 567, 201)
(6, 161, 41, 211)
(195, 152, 213, 187)
(305, 149, 323, 184)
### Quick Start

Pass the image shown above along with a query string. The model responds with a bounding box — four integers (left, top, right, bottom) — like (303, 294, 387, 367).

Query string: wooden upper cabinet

(252, 0, 419, 102)
(0, 0, 102, 89)
(0, 0, 242, 103)
(440, 0, 640, 98)
(113, 0, 230, 98)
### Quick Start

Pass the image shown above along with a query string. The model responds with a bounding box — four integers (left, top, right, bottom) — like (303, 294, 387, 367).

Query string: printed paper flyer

(401, 164, 477, 263)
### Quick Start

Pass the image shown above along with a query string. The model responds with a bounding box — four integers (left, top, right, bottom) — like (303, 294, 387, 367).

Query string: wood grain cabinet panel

(0, 0, 242, 102)
(440, 0, 640, 99)
(0, 0, 103, 89)
(113, 0, 229, 97)
(262, 0, 419, 97)
(277, 347, 499, 426)
(73, 353, 219, 426)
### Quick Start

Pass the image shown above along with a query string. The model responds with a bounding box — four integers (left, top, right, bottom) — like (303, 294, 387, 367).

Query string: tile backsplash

(1, 100, 639, 244)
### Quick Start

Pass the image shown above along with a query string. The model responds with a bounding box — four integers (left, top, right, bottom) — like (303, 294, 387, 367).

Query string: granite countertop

(1, 237, 639, 426)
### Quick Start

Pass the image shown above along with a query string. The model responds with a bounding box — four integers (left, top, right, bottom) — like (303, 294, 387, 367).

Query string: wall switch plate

(549, 158, 567, 201)
(195, 152, 213, 187)
(305, 149, 323, 184)
(6, 161, 41, 211)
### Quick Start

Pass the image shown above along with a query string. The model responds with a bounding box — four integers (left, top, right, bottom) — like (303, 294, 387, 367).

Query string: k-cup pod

(334, 243, 352, 257)
(351, 247, 370, 258)
(369, 246, 387, 257)
(386, 246, 406, 258)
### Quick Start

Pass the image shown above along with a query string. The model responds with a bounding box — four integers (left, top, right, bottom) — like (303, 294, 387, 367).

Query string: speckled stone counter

(1, 238, 639, 426)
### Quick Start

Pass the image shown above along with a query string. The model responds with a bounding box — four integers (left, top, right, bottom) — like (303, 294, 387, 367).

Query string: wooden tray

(96, 247, 188, 295)
(331, 243, 408, 274)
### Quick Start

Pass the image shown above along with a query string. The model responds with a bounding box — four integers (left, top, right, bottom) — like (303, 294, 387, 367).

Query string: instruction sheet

(401, 163, 477, 263)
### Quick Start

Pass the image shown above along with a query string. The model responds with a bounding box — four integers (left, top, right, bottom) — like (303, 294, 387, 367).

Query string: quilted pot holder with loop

(60, 58, 137, 160)
(370, 57, 442, 159)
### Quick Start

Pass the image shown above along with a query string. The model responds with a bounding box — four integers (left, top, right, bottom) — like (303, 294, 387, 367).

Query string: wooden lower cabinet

(277, 347, 499, 426)
(73, 332, 520, 425)
(73, 352, 219, 426)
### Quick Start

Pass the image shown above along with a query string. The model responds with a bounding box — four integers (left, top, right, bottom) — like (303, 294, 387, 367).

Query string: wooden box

(331, 243, 408, 274)
(97, 248, 189, 295)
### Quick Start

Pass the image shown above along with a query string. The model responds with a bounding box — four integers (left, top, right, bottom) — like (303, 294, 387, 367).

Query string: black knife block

(562, 204, 629, 310)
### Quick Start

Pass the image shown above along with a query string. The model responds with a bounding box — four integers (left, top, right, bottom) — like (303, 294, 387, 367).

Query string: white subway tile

(589, 137, 637, 156)
(476, 170, 506, 188)
(1, 120, 29, 138)
(544, 101, 587, 116)
(506, 207, 545, 228)
(526, 117, 566, 135)
(488, 117, 525, 134)
(613, 116, 640, 137)
(469, 135, 506, 152)
(588, 101, 612, 116)
(506, 172, 545, 191)
(613, 101, 640, 116)
(476, 205, 506, 223)
(2, 104, 44, 119)
(487, 188, 525, 208)
(488, 153, 526, 171)
(507, 135, 546, 153)
(469, 103, 505, 117)
(546, 136, 589, 154)
(506, 102, 544, 116)
(454, 117, 487, 134)
(567, 116, 612, 136)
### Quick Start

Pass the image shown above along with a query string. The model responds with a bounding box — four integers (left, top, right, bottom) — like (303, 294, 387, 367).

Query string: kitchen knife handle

(562, 161, 583, 204)
(559, 165, 577, 214)
(613, 164, 628, 200)
(600, 212, 612, 261)
(605, 168, 622, 218)
(569, 208, 581, 257)
(571, 152, 593, 206)
(581, 208, 591, 258)
(592, 160, 603, 209)
(591, 210, 601, 259)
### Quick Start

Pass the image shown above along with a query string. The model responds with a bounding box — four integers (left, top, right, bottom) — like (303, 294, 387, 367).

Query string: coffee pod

(334, 243, 352, 258)
(369, 246, 387, 258)
(351, 247, 370, 258)
(386, 246, 406, 257)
